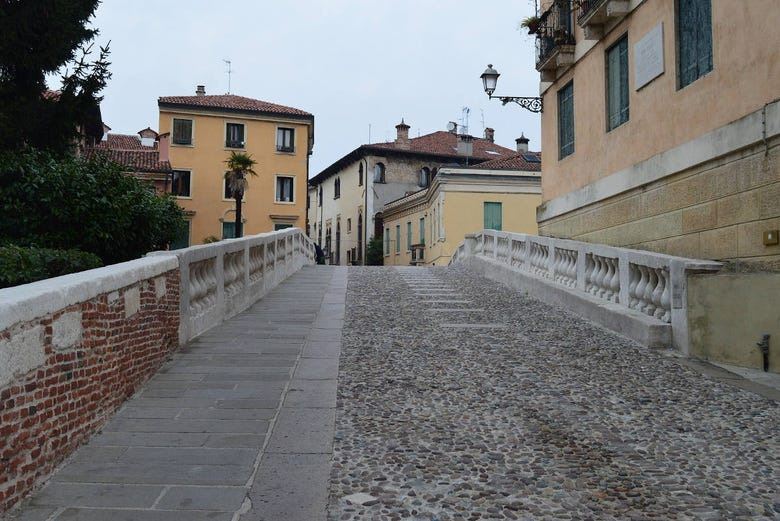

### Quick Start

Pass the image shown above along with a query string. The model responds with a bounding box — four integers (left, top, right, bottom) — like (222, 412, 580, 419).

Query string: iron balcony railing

(576, 0, 606, 23)
(535, 0, 576, 69)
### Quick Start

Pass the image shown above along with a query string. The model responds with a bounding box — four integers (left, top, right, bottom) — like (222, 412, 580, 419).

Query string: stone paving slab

(3, 266, 343, 521)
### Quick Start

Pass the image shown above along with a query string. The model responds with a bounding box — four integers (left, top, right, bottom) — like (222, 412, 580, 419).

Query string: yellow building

(382, 152, 542, 266)
(158, 86, 314, 246)
(528, 0, 780, 369)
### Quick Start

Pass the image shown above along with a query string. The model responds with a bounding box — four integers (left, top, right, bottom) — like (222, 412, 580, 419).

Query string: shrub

(0, 149, 186, 264)
(365, 237, 384, 266)
(0, 245, 102, 288)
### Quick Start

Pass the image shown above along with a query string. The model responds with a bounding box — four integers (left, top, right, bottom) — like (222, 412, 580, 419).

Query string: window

(384, 227, 390, 255)
(276, 127, 295, 152)
(172, 118, 192, 145)
(226, 123, 245, 148)
(334, 178, 341, 199)
(318, 186, 322, 206)
(606, 36, 629, 131)
(274, 223, 293, 231)
(484, 202, 503, 231)
(678, 0, 713, 89)
(170, 170, 191, 197)
(222, 221, 236, 239)
(374, 162, 386, 183)
(347, 218, 352, 233)
(419, 167, 431, 187)
(419, 217, 425, 245)
(406, 221, 412, 250)
(558, 81, 575, 159)
(395, 225, 401, 254)
(358, 163, 364, 186)
(224, 178, 246, 200)
(276, 176, 294, 202)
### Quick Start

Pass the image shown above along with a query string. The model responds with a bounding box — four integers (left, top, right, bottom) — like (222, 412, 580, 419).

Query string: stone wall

(0, 257, 180, 511)
(538, 135, 780, 270)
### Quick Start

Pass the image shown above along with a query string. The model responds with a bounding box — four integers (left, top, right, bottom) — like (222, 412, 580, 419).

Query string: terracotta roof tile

(158, 94, 312, 117)
(368, 131, 516, 161)
(473, 151, 541, 171)
(86, 133, 171, 173)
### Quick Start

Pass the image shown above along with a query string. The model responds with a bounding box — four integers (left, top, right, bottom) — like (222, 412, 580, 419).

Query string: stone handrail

(451, 230, 722, 350)
(0, 227, 314, 512)
(151, 227, 316, 343)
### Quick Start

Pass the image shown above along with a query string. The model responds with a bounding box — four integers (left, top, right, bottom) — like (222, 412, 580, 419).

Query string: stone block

(717, 190, 760, 227)
(682, 202, 718, 233)
(758, 181, 780, 219)
(124, 286, 141, 318)
(154, 276, 167, 299)
(700, 226, 739, 260)
(737, 217, 780, 258)
(52, 311, 82, 350)
(0, 325, 45, 388)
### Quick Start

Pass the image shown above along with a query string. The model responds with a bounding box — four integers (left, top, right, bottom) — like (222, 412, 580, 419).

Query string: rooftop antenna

(223, 59, 232, 94)
(460, 107, 471, 135)
(480, 109, 486, 134)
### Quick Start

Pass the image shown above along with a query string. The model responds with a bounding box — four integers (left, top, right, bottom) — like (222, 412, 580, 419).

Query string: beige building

(308, 120, 519, 265)
(531, 0, 779, 370)
(382, 152, 542, 266)
(158, 86, 314, 246)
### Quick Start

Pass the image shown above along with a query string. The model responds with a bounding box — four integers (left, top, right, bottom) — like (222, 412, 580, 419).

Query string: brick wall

(0, 270, 180, 511)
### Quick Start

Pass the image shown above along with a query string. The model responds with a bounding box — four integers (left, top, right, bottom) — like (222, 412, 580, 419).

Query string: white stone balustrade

(451, 230, 722, 352)
(154, 227, 315, 343)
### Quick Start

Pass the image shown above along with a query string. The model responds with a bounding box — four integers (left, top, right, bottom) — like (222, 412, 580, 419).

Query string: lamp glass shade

(480, 64, 499, 96)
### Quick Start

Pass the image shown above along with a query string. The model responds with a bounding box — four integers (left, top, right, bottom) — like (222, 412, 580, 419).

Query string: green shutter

(607, 37, 629, 130)
(170, 221, 190, 250)
(222, 221, 236, 239)
(484, 202, 502, 231)
(679, 0, 713, 88)
(419, 218, 425, 245)
(406, 222, 412, 250)
(558, 82, 574, 158)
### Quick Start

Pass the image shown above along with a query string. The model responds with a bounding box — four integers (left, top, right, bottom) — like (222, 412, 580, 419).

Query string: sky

(62, 0, 541, 176)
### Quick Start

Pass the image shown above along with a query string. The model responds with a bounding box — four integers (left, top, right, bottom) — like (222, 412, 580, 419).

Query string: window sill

(172, 195, 192, 200)
(275, 200, 296, 205)
(171, 143, 194, 147)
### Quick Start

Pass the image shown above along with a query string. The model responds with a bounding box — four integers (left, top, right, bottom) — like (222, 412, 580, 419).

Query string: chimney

(516, 133, 530, 153)
(157, 133, 170, 162)
(395, 119, 411, 150)
(484, 127, 495, 143)
(196, 85, 206, 96)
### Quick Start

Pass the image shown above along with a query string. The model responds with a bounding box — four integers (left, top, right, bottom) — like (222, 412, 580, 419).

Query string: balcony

(577, 0, 630, 40)
(535, 0, 576, 81)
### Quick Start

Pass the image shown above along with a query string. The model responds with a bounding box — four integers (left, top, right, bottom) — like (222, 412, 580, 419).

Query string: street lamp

(480, 64, 543, 113)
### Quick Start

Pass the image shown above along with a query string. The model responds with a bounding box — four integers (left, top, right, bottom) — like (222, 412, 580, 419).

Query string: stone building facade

(308, 121, 519, 265)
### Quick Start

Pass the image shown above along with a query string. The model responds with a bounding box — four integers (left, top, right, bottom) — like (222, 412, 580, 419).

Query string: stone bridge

(1, 229, 778, 520)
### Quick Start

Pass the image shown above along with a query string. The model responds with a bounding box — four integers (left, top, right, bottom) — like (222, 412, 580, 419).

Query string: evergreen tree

(0, 0, 110, 154)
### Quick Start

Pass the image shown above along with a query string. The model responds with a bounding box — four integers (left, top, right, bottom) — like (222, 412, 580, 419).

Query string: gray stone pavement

(329, 266, 780, 520)
(4, 264, 780, 521)
(4, 265, 346, 521)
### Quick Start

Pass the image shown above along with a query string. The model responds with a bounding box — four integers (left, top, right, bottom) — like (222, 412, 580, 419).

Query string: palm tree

(224, 151, 257, 238)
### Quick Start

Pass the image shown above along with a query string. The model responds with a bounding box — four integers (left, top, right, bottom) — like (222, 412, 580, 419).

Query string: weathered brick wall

(0, 270, 180, 511)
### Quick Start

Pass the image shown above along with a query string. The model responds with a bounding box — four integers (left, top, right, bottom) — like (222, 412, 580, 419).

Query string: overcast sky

(68, 0, 541, 176)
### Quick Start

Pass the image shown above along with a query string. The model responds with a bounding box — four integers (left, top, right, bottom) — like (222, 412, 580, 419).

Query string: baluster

(651, 268, 666, 320)
(591, 256, 604, 296)
(642, 268, 657, 316)
(602, 257, 615, 300)
(608, 258, 620, 303)
(634, 264, 648, 312)
(660, 269, 671, 322)
(570, 251, 579, 287)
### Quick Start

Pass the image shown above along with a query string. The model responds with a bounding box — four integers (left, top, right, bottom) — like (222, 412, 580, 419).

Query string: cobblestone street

(330, 266, 780, 521)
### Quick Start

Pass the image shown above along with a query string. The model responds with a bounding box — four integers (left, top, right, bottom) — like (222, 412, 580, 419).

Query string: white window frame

(275, 174, 295, 203)
(225, 121, 246, 149)
(170, 169, 192, 198)
(172, 118, 194, 146)
(276, 127, 295, 153)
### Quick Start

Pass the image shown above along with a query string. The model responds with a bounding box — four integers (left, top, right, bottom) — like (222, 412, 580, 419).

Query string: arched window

(420, 167, 431, 187)
(334, 178, 341, 199)
(358, 163, 364, 186)
(318, 185, 322, 206)
(374, 162, 386, 183)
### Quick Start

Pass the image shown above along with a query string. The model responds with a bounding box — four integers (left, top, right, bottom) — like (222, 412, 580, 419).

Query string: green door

(484, 202, 502, 231)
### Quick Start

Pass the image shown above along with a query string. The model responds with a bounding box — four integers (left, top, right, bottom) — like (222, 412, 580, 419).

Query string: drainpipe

(363, 156, 369, 265)
(757, 334, 770, 372)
